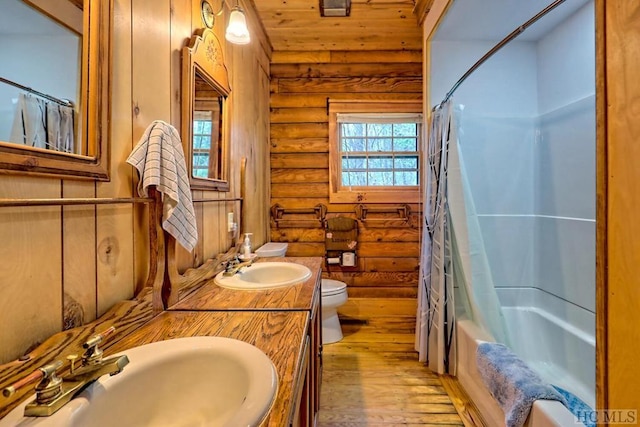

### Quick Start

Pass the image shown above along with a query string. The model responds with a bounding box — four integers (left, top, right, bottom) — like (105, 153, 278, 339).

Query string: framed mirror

(182, 28, 231, 192)
(0, 0, 111, 181)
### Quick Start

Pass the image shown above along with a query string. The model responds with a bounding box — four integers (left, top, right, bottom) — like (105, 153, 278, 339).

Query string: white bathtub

(456, 301, 595, 427)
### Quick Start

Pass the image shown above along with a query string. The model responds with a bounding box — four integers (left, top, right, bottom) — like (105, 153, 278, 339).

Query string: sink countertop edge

(171, 257, 323, 311)
(103, 310, 310, 427)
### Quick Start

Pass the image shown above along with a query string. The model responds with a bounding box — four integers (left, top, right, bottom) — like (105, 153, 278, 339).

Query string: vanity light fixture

(319, 0, 351, 17)
(225, 3, 251, 45)
(201, 0, 222, 29)
(201, 0, 250, 45)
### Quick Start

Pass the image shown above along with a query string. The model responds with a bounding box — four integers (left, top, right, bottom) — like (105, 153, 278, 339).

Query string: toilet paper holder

(327, 252, 356, 267)
(325, 216, 358, 268)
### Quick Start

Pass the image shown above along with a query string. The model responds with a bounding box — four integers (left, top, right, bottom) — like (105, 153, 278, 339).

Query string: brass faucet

(3, 327, 129, 417)
(223, 256, 255, 276)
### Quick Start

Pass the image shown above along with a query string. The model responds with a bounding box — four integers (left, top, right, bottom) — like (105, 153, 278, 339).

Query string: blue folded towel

(476, 342, 567, 427)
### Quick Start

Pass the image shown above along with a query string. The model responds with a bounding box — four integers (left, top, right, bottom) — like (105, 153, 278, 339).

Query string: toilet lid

(322, 279, 347, 296)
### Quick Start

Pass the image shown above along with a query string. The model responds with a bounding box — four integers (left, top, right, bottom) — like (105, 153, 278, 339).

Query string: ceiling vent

(319, 0, 351, 17)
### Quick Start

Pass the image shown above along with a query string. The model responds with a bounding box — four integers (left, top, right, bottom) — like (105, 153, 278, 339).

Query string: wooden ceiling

(249, 0, 424, 52)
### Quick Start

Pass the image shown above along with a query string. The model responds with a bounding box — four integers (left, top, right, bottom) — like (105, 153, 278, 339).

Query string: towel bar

(355, 203, 411, 223)
(270, 203, 327, 228)
(0, 197, 154, 207)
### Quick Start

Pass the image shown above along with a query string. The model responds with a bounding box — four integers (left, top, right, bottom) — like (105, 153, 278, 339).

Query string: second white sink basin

(2, 337, 277, 427)
(214, 262, 312, 290)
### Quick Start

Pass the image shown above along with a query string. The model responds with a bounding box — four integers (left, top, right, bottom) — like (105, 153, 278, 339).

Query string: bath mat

(552, 385, 595, 427)
(476, 342, 567, 427)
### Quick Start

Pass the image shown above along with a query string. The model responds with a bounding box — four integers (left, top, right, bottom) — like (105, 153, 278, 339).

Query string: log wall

(269, 50, 423, 321)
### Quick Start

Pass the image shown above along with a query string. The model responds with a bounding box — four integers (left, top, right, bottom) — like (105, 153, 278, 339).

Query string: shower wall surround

(430, 1, 595, 322)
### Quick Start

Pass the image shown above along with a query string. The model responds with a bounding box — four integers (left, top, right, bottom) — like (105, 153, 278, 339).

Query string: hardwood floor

(317, 317, 471, 427)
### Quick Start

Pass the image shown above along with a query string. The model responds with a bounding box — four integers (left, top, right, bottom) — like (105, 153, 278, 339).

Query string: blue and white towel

(476, 342, 567, 427)
(127, 120, 198, 252)
(552, 385, 595, 427)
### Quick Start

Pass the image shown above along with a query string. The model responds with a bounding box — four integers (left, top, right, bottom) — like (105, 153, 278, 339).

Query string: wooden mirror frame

(0, 0, 112, 181)
(181, 28, 231, 192)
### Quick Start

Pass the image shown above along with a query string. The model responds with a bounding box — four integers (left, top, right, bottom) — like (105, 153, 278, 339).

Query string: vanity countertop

(0, 258, 323, 423)
(170, 257, 323, 311)
(105, 310, 309, 427)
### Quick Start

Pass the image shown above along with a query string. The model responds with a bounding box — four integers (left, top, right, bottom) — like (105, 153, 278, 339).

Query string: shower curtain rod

(0, 76, 74, 108)
(432, 0, 566, 111)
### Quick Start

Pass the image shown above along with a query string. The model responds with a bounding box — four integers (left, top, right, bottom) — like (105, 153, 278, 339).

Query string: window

(329, 101, 422, 203)
(191, 98, 223, 180)
(192, 112, 213, 178)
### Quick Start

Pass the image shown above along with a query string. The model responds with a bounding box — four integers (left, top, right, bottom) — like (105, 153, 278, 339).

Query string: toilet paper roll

(327, 257, 340, 264)
(341, 252, 356, 267)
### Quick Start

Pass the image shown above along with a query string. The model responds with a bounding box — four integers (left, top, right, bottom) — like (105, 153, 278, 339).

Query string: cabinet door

(310, 286, 322, 426)
(291, 336, 310, 427)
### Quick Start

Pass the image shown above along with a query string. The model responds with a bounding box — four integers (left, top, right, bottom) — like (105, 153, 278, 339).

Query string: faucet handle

(225, 256, 240, 271)
(82, 326, 116, 365)
(3, 360, 63, 400)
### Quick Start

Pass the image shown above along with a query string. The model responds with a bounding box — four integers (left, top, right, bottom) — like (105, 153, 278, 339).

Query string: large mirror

(182, 29, 230, 192)
(0, 0, 110, 180)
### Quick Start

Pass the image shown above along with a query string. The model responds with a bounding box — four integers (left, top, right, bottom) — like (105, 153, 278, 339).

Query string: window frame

(328, 100, 423, 203)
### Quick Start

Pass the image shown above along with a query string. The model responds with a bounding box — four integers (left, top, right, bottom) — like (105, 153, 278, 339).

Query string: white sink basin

(214, 262, 312, 290)
(2, 337, 277, 427)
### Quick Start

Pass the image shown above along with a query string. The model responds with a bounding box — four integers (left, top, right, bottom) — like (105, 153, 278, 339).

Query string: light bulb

(226, 6, 250, 45)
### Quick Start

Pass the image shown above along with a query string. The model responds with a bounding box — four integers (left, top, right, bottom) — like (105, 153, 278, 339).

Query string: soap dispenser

(242, 233, 253, 259)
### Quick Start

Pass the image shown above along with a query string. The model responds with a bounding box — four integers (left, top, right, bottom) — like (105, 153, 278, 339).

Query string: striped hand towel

(127, 120, 198, 252)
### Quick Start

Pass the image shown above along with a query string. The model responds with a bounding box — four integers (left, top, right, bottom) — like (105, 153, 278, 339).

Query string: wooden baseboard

(440, 374, 488, 427)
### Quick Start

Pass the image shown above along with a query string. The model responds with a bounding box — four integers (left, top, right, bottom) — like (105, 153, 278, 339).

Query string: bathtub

(456, 298, 595, 427)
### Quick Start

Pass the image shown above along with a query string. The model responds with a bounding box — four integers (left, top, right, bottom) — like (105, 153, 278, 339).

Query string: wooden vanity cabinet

(308, 280, 322, 427)
(291, 336, 310, 427)
(292, 278, 322, 427)
(167, 257, 324, 426)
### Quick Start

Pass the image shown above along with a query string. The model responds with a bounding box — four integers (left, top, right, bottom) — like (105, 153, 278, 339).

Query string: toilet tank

(255, 242, 288, 257)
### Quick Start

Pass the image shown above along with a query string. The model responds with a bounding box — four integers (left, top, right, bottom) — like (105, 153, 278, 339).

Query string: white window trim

(328, 100, 423, 204)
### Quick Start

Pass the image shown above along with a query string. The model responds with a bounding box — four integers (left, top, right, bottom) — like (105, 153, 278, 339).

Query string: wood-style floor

(317, 317, 471, 427)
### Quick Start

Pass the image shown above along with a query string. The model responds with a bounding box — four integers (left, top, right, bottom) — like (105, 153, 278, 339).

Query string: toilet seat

(322, 279, 347, 296)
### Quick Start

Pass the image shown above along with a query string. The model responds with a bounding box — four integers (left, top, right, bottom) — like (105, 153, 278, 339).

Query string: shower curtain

(447, 108, 509, 346)
(10, 93, 75, 153)
(417, 99, 508, 373)
(416, 99, 456, 373)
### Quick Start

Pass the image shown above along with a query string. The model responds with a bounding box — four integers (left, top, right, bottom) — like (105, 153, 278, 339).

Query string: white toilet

(254, 242, 288, 257)
(321, 279, 348, 344)
(256, 242, 348, 344)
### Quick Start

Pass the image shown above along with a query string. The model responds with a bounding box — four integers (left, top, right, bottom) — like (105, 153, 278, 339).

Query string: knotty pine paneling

(271, 169, 329, 184)
(95, 0, 135, 317)
(269, 51, 422, 323)
(274, 76, 423, 94)
(271, 138, 328, 153)
(271, 50, 423, 65)
(270, 63, 423, 78)
(271, 153, 329, 169)
(272, 183, 330, 198)
(0, 177, 62, 364)
(273, 223, 420, 245)
(270, 107, 328, 123)
(271, 123, 328, 139)
(271, 228, 326, 244)
(254, 2, 422, 51)
(62, 181, 97, 325)
(365, 257, 420, 272)
(271, 92, 422, 109)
